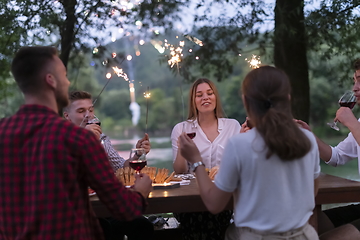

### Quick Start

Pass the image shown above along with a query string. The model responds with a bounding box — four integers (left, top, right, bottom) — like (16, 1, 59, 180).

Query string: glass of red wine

(327, 91, 356, 131)
(129, 148, 147, 174)
(187, 132, 196, 139)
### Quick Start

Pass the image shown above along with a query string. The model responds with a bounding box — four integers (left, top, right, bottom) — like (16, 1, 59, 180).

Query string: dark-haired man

(63, 90, 153, 239)
(63, 90, 150, 171)
(296, 59, 360, 240)
(0, 46, 152, 240)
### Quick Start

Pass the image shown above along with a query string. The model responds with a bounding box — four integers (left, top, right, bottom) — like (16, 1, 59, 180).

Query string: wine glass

(327, 91, 356, 131)
(182, 122, 196, 139)
(86, 115, 101, 126)
(129, 148, 147, 174)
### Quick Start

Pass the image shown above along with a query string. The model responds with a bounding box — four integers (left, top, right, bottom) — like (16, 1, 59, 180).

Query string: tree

(2, 0, 360, 123)
(274, 0, 309, 120)
(0, 0, 189, 71)
(169, 0, 360, 121)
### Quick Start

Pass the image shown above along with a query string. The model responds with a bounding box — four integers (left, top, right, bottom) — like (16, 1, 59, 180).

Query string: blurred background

(1, 0, 360, 181)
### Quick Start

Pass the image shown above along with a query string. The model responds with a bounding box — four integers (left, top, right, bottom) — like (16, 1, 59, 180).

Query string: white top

(215, 128, 320, 232)
(171, 118, 241, 171)
(327, 118, 360, 174)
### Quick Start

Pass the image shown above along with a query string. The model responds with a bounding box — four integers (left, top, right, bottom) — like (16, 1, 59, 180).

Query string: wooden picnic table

(91, 173, 360, 230)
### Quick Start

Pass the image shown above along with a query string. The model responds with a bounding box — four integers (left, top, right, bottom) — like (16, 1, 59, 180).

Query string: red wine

(86, 122, 101, 126)
(187, 132, 196, 139)
(339, 101, 356, 109)
(129, 160, 147, 172)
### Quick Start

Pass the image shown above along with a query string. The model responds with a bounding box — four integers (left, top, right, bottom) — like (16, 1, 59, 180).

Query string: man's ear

(45, 73, 56, 89)
(63, 111, 69, 120)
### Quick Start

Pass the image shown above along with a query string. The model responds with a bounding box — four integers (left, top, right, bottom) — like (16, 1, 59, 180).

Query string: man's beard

(55, 90, 69, 116)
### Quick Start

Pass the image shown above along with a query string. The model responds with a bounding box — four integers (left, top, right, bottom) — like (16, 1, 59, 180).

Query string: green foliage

(223, 76, 246, 122)
(0, 77, 23, 118)
(99, 89, 132, 121)
(2, 0, 360, 139)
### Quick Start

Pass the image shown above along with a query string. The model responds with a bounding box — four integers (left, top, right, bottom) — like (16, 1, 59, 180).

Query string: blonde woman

(171, 78, 241, 240)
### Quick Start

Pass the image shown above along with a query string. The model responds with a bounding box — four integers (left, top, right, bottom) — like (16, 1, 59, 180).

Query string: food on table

(115, 167, 135, 186)
(208, 166, 219, 180)
(115, 167, 181, 185)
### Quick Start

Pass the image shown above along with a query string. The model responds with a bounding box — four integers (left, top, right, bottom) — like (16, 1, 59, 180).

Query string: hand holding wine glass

(83, 115, 102, 139)
(129, 148, 147, 174)
(86, 115, 101, 126)
(327, 91, 356, 131)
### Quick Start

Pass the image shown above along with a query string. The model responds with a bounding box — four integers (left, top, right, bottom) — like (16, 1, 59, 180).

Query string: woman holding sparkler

(178, 66, 320, 240)
(171, 78, 241, 240)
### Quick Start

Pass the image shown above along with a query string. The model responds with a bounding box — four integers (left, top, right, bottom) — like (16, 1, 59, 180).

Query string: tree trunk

(59, 0, 77, 67)
(274, 0, 309, 122)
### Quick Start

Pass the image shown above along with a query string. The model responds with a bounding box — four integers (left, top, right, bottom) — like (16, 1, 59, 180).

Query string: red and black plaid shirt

(0, 105, 146, 240)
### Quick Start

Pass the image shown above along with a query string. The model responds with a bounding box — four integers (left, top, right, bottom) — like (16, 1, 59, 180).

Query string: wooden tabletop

(90, 173, 360, 217)
(316, 172, 360, 204)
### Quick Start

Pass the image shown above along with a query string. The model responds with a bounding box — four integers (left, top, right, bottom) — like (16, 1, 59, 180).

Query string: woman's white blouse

(171, 118, 241, 171)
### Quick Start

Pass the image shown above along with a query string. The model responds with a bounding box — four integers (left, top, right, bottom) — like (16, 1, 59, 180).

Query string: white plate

(89, 192, 96, 196)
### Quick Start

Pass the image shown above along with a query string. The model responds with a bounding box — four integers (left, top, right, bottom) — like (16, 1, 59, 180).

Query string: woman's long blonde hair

(187, 78, 225, 120)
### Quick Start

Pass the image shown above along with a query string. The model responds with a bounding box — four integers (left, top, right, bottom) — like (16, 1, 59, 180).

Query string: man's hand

(136, 133, 150, 154)
(85, 124, 102, 139)
(178, 132, 202, 164)
(335, 107, 358, 129)
(133, 173, 153, 198)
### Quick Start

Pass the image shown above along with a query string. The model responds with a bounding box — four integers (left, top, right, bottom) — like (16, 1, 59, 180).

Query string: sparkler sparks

(165, 39, 184, 68)
(143, 91, 151, 99)
(112, 66, 129, 81)
(245, 55, 261, 69)
(184, 34, 203, 46)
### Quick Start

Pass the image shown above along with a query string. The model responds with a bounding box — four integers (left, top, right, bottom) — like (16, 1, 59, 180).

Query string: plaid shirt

(100, 134, 126, 172)
(0, 105, 146, 240)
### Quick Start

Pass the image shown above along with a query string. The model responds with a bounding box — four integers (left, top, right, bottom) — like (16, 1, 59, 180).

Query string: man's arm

(336, 107, 360, 146)
(295, 119, 332, 162)
(101, 134, 126, 171)
(76, 129, 152, 221)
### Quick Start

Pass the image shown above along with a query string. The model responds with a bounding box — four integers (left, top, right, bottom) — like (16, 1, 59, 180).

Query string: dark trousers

(174, 210, 232, 240)
(98, 216, 154, 240)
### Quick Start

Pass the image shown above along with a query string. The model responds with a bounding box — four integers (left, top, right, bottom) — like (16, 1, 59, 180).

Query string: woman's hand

(293, 119, 311, 131)
(240, 117, 252, 133)
(178, 133, 202, 164)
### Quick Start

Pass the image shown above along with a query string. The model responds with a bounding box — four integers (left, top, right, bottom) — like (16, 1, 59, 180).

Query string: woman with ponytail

(179, 66, 320, 240)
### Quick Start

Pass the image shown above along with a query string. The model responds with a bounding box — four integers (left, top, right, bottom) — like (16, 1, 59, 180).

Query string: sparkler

(143, 87, 151, 133)
(112, 66, 129, 81)
(245, 54, 261, 69)
(163, 38, 185, 120)
(79, 57, 127, 127)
